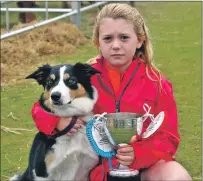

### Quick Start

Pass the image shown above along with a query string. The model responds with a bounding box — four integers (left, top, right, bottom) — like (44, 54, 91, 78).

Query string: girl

(32, 3, 192, 181)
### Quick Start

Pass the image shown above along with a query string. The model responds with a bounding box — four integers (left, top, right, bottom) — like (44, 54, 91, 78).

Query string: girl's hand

(116, 136, 138, 166)
(56, 117, 85, 136)
(116, 144, 135, 166)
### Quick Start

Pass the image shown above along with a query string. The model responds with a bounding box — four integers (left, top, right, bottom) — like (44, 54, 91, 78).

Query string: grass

(1, 1, 201, 181)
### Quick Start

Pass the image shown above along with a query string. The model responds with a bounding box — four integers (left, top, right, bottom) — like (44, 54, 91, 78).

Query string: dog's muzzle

(51, 92, 73, 105)
(51, 92, 62, 105)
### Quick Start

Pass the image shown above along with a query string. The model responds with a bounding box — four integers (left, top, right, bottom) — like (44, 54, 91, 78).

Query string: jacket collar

(93, 56, 146, 80)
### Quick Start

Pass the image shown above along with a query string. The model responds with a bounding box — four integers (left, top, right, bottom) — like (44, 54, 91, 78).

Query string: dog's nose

(51, 92, 61, 102)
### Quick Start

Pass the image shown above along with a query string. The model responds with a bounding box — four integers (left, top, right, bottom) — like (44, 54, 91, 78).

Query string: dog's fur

(10, 63, 100, 181)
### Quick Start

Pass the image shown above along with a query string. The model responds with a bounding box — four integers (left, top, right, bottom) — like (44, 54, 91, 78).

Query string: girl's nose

(112, 40, 120, 50)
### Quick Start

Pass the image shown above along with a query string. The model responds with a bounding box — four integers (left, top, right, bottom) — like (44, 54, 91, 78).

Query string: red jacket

(32, 57, 180, 181)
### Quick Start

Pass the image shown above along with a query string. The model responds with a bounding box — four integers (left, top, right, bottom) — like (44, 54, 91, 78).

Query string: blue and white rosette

(86, 112, 117, 158)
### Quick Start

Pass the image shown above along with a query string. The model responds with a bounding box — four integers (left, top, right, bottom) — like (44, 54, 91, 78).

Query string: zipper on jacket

(115, 62, 141, 113)
(97, 61, 141, 113)
(116, 101, 120, 112)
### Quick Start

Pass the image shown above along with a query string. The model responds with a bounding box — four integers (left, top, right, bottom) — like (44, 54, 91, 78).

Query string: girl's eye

(103, 36, 112, 41)
(120, 35, 129, 41)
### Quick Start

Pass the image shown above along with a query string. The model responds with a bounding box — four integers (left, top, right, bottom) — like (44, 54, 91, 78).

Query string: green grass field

(1, 2, 201, 181)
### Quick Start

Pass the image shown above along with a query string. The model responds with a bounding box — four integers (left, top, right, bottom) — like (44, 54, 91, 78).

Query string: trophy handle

(142, 111, 165, 138)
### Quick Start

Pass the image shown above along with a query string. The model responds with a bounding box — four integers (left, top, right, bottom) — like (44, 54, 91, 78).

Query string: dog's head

(26, 63, 100, 117)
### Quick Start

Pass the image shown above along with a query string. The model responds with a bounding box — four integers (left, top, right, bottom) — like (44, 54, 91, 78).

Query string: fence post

(5, 0, 9, 32)
(71, 1, 81, 29)
(45, 0, 48, 20)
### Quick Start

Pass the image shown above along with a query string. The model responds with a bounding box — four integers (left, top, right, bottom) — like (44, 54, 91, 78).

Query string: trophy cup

(104, 112, 140, 181)
(86, 104, 165, 181)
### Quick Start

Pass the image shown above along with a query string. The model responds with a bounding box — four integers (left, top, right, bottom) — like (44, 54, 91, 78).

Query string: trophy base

(107, 169, 140, 181)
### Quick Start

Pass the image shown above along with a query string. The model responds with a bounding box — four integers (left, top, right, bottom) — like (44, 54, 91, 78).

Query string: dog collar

(52, 116, 77, 138)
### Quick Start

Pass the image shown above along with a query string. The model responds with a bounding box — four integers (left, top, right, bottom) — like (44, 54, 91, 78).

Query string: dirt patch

(1, 21, 90, 86)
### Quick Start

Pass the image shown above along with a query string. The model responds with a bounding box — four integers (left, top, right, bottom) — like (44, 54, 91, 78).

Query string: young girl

(32, 3, 192, 181)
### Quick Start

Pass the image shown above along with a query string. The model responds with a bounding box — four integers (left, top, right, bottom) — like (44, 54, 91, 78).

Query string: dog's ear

(73, 63, 101, 78)
(25, 64, 51, 88)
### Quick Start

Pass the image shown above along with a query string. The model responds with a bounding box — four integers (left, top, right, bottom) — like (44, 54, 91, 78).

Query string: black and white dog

(10, 63, 100, 181)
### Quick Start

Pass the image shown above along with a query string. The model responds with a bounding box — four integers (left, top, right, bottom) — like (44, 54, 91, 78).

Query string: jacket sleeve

(129, 77, 180, 170)
(32, 101, 61, 135)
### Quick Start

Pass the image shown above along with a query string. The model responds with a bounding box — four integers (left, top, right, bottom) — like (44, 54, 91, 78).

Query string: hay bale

(1, 21, 90, 85)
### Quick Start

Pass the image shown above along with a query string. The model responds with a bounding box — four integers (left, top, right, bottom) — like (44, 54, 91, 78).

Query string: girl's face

(98, 18, 143, 72)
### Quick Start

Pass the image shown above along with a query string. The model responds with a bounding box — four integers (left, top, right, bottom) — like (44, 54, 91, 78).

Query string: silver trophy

(87, 104, 165, 180)
(104, 112, 141, 178)
(103, 109, 165, 179)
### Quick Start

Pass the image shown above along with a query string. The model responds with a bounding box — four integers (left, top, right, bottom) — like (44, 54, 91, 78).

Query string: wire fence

(0, 1, 107, 40)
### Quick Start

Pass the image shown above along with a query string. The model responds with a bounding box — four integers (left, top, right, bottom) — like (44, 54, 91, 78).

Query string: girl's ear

(136, 38, 144, 49)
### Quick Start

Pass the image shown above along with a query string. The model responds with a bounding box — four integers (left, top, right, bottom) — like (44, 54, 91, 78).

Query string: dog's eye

(47, 79, 54, 85)
(65, 77, 78, 89)
(67, 77, 77, 85)
(68, 79, 76, 84)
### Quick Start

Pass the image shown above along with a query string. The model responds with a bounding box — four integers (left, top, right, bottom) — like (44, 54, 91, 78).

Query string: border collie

(10, 63, 100, 181)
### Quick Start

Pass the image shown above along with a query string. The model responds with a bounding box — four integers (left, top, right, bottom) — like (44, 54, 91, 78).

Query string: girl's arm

(32, 101, 60, 135)
(32, 102, 84, 135)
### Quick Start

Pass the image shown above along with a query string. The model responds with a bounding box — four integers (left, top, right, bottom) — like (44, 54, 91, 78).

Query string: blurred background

(1, 1, 201, 181)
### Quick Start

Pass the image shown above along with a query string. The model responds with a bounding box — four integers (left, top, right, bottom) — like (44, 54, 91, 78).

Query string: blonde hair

(92, 3, 162, 83)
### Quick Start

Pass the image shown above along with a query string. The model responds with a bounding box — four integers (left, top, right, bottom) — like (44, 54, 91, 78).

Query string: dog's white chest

(46, 126, 98, 181)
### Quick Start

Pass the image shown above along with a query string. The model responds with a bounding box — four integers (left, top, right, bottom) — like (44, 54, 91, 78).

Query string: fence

(0, 1, 107, 40)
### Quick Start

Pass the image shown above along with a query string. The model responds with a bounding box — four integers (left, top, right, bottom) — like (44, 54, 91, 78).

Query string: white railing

(0, 1, 107, 40)
(1, 8, 73, 12)
(0, 0, 12, 4)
